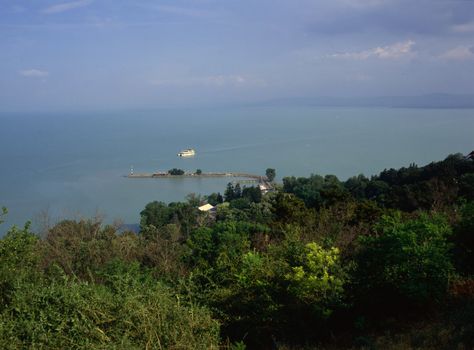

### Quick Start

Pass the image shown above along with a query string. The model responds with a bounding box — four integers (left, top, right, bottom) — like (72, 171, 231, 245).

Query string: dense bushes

(355, 213, 454, 313)
(0, 263, 220, 349)
(283, 153, 474, 211)
(1, 154, 473, 349)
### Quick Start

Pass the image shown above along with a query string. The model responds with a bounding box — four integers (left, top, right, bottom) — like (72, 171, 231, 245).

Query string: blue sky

(1, 0, 474, 111)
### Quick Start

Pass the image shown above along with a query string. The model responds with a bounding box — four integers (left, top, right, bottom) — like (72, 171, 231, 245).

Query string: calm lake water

(1, 106, 473, 230)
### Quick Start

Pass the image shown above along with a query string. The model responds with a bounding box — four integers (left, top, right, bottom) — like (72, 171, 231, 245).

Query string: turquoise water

(1, 106, 473, 229)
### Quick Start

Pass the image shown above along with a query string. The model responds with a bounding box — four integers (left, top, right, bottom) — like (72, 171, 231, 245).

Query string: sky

(1, 0, 474, 111)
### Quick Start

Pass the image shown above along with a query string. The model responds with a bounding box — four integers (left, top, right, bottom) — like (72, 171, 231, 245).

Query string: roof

(198, 204, 215, 212)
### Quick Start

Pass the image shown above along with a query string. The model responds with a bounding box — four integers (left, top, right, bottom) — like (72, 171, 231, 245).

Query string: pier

(127, 171, 264, 180)
(127, 171, 274, 192)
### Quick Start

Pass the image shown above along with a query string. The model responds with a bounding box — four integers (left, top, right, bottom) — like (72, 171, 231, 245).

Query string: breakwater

(127, 171, 265, 180)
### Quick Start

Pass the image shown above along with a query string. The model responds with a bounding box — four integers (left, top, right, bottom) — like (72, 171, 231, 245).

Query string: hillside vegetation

(1, 153, 474, 349)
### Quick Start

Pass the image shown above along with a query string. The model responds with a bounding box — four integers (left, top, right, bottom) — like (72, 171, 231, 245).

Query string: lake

(1, 106, 473, 230)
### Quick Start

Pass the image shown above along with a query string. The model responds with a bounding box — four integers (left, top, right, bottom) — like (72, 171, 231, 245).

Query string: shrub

(0, 261, 220, 349)
(355, 213, 454, 311)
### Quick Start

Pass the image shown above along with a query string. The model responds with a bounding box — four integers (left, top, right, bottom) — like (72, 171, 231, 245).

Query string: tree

(356, 212, 454, 310)
(225, 183, 235, 202)
(242, 186, 262, 203)
(344, 174, 369, 199)
(452, 202, 474, 275)
(234, 183, 242, 198)
(285, 242, 345, 317)
(140, 201, 172, 229)
(0, 206, 7, 226)
(168, 168, 185, 175)
(266, 168, 276, 182)
(206, 192, 223, 206)
(196, 169, 202, 175)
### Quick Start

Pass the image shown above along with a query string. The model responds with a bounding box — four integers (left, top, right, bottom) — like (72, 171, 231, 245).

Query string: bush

(355, 213, 454, 312)
(0, 261, 220, 349)
(452, 202, 474, 276)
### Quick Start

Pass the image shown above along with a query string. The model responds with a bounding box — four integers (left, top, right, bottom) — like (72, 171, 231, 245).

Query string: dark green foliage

(242, 186, 262, 203)
(459, 173, 474, 200)
(196, 168, 202, 175)
(266, 168, 276, 182)
(284, 153, 474, 212)
(452, 202, 474, 276)
(0, 223, 39, 312)
(355, 213, 454, 312)
(186, 221, 267, 270)
(1, 153, 473, 349)
(140, 200, 198, 236)
(229, 197, 251, 210)
(225, 182, 236, 201)
(168, 168, 185, 175)
(345, 174, 369, 199)
(370, 154, 474, 211)
(140, 201, 171, 228)
(207, 192, 224, 206)
(234, 183, 242, 198)
(0, 261, 220, 349)
(272, 192, 314, 225)
(0, 207, 7, 226)
(283, 174, 349, 209)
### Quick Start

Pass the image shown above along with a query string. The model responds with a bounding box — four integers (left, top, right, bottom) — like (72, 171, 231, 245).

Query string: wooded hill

(1, 153, 473, 349)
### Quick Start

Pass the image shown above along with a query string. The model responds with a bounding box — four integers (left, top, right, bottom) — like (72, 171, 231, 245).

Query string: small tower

(130, 165, 134, 175)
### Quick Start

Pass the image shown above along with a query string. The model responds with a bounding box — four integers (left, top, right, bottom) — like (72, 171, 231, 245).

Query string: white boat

(177, 148, 196, 157)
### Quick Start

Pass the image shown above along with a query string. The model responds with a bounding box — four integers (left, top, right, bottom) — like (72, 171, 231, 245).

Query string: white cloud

(452, 21, 474, 33)
(439, 46, 474, 61)
(19, 69, 49, 78)
(150, 75, 266, 87)
(42, 0, 92, 15)
(328, 40, 415, 60)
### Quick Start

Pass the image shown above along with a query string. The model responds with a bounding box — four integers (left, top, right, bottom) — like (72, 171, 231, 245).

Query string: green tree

(196, 169, 202, 175)
(140, 201, 172, 229)
(242, 186, 262, 203)
(0, 222, 39, 310)
(225, 183, 235, 202)
(0, 206, 7, 226)
(285, 242, 345, 317)
(206, 192, 222, 206)
(356, 213, 454, 310)
(266, 168, 276, 182)
(452, 202, 474, 275)
(168, 168, 185, 175)
(234, 183, 242, 198)
(344, 174, 369, 199)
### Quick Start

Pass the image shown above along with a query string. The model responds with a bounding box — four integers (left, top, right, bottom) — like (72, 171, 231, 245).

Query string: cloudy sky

(1, 0, 473, 111)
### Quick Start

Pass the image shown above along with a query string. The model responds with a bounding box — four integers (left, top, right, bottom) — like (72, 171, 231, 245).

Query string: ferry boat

(177, 149, 196, 157)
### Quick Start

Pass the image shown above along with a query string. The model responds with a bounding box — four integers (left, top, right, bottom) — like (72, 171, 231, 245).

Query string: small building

(198, 203, 217, 221)
(259, 183, 273, 194)
(198, 203, 216, 213)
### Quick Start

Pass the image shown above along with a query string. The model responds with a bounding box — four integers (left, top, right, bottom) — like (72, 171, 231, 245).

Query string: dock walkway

(128, 171, 264, 180)
(127, 171, 275, 192)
